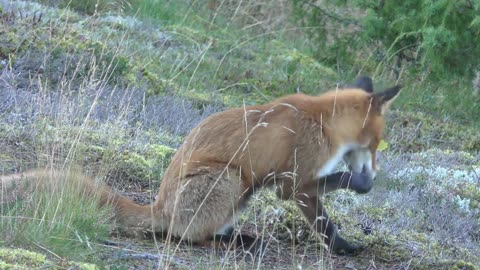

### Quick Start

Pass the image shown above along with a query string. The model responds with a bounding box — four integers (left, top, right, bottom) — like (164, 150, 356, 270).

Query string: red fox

(1, 77, 401, 255)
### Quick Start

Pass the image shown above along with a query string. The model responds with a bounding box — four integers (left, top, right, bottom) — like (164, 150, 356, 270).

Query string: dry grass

(0, 1, 479, 270)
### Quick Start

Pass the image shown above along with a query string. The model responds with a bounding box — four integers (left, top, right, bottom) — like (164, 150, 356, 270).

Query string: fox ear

(352, 76, 373, 93)
(372, 85, 402, 114)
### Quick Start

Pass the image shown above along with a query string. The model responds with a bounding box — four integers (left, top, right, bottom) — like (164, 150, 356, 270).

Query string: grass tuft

(0, 168, 113, 262)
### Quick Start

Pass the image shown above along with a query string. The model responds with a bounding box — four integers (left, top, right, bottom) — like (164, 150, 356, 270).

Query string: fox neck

(316, 143, 360, 178)
(316, 142, 376, 180)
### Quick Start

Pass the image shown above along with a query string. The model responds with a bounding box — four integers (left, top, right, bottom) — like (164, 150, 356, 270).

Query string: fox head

(335, 77, 401, 181)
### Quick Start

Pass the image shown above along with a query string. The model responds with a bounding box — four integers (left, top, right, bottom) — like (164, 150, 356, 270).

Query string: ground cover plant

(0, 0, 479, 269)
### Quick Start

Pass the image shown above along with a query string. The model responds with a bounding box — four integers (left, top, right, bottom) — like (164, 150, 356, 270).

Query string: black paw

(331, 237, 364, 256)
(213, 233, 266, 256)
(333, 243, 363, 256)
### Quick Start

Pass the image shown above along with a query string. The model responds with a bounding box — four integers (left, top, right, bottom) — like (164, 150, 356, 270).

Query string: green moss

(0, 248, 47, 269)
(0, 29, 22, 59)
(268, 39, 336, 77)
(449, 260, 478, 270)
(106, 143, 175, 187)
(179, 91, 218, 107)
(0, 248, 98, 270)
(116, 152, 151, 181)
(455, 183, 480, 210)
(1, 12, 132, 88)
(237, 189, 312, 243)
(70, 262, 98, 270)
(144, 72, 169, 95)
(386, 111, 480, 153)
(147, 144, 175, 161)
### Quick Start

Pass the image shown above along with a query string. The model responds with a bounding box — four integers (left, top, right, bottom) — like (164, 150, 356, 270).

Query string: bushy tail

(1, 168, 161, 233)
(99, 185, 158, 232)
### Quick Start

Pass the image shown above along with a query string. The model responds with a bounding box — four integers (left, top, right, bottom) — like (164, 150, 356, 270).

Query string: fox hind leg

(166, 165, 245, 244)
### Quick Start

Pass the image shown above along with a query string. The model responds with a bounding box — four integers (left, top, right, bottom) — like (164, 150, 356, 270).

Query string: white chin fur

(316, 144, 357, 178)
(345, 148, 376, 179)
(316, 144, 377, 179)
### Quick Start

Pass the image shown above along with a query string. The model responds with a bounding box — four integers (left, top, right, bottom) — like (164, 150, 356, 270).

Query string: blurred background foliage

(292, 0, 480, 79)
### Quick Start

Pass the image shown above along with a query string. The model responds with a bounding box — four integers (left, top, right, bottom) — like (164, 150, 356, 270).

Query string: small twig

(32, 241, 62, 260)
(306, 3, 359, 26)
(100, 239, 130, 247)
(428, 138, 448, 143)
(115, 251, 190, 268)
(100, 240, 189, 267)
(470, 165, 479, 184)
(118, 253, 160, 260)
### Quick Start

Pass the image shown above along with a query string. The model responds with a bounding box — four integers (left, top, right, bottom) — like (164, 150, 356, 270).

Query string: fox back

(159, 85, 400, 195)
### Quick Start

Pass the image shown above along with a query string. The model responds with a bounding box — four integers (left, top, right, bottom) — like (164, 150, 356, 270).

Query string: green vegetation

(386, 111, 480, 152)
(292, 0, 480, 126)
(0, 0, 479, 269)
(0, 248, 97, 269)
(0, 169, 111, 266)
(293, 0, 480, 77)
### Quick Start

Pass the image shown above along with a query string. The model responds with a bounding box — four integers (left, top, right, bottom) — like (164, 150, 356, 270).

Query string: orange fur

(1, 81, 401, 254)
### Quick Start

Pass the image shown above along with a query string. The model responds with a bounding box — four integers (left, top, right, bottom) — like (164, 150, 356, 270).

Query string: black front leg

(294, 169, 373, 255)
(295, 195, 361, 255)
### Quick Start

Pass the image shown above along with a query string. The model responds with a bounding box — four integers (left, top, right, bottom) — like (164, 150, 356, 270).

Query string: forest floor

(1, 1, 479, 269)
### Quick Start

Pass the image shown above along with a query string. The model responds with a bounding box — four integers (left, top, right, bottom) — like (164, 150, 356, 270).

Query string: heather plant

(38, 0, 127, 15)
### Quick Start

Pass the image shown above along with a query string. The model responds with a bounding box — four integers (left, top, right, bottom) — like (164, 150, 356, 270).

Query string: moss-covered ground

(0, 0, 479, 269)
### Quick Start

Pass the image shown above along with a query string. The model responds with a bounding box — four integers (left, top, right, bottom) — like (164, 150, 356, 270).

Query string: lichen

(0, 247, 98, 270)
(0, 248, 47, 269)
(449, 260, 478, 270)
